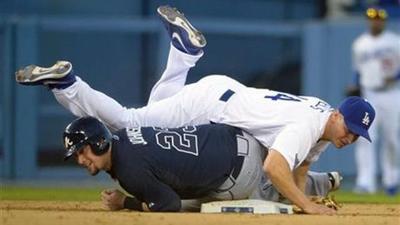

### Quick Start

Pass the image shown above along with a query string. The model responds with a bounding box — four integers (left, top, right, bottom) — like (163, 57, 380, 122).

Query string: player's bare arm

(264, 149, 336, 215)
(293, 160, 311, 193)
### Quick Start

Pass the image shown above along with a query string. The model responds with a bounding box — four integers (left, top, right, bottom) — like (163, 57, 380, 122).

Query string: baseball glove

(292, 195, 342, 214)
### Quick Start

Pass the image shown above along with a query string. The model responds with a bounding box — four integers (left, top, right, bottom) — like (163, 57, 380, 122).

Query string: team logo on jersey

(64, 136, 74, 149)
(362, 112, 370, 126)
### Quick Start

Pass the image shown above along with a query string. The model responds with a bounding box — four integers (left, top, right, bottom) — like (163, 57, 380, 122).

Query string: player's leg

(16, 61, 241, 130)
(206, 130, 264, 201)
(353, 92, 379, 194)
(304, 171, 342, 196)
(53, 73, 210, 130)
(353, 132, 378, 193)
(53, 77, 139, 131)
(148, 6, 206, 105)
(380, 91, 400, 196)
(250, 171, 342, 201)
(16, 59, 251, 132)
(15, 62, 138, 131)
(148, 45, 202, 105)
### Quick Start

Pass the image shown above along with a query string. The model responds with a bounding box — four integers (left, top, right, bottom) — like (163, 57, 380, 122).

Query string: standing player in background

(347, 7, 400, 196)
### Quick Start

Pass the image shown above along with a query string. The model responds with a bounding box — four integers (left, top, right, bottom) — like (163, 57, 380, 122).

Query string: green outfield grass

(0, 187, 103, 201)
(1, 187, 399, 203)
(333, 190, 400, 204)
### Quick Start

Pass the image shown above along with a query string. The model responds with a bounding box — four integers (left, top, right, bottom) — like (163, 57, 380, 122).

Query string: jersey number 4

(265, 92, 331, 113)
(264, 93, 301, 102)
(154, 126, 199, 156)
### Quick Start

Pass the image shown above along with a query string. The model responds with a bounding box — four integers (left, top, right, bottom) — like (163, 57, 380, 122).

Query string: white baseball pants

(355, 88, 400, 191)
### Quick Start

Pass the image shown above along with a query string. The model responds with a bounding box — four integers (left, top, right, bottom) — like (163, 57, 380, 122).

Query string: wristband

(123, 197, 143, 211)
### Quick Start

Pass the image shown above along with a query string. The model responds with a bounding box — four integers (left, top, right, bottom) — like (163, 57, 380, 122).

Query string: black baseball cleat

(157, 5, 206, 55)
(15, 61, 76, 89)
(328, 171, 342, 192)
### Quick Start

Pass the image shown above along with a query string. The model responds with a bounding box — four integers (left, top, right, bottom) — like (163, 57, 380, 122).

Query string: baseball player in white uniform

(349, 7, 400, 195)
(16, 6, 375, 214)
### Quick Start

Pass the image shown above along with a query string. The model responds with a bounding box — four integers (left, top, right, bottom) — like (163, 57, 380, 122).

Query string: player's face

(331, 112, 359, 148)
(368, 19, 385, 35)
(75, 145, 104, 176)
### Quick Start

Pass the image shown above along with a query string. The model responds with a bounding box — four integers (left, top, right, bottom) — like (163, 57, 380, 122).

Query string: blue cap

(338, 96, 375, 142)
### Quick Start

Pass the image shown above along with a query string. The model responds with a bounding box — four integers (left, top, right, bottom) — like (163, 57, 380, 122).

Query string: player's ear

(328, 110, 343, 125)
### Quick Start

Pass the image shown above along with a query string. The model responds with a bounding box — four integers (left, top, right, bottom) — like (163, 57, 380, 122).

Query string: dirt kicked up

(1, 201, 399, 225)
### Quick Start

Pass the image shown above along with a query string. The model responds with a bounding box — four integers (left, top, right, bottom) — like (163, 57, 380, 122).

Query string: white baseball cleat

(15, 61, 76, 89)
(157, 5, 206, 55)
(328, 171, 342, 192)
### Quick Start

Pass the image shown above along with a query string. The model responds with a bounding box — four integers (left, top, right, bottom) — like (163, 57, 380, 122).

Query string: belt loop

(219, 89, 235, 102)
(231, 156, 244, 179)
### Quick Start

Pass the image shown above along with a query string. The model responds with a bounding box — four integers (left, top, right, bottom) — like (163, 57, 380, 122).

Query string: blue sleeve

(121, 169, 181, 212)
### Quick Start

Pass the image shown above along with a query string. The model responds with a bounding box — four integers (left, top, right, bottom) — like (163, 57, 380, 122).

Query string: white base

(200, 199, 293, 214)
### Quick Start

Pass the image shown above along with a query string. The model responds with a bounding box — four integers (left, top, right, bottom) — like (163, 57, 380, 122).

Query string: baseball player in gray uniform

(348, 7, 400, 196)
(16, 6, 374, 214)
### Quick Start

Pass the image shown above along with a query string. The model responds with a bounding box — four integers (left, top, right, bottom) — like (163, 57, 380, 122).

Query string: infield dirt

(1, 200, 399, 225)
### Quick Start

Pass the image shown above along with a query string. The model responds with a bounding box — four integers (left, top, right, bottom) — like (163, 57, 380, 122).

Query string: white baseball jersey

(134, 76, 332, 170)
(217, 86, 332, 170)
(352, 31, 400, 90)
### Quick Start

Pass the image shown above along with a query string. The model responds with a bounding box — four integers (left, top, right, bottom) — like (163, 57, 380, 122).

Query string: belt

(219, 89, 236, 102)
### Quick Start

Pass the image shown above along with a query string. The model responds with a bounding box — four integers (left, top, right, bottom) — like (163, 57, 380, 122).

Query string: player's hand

(302, 202, 337, 215)
(101, 189, 126, 211)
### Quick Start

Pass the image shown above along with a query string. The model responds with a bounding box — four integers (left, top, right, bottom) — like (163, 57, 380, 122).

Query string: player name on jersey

(126, 127, 147, 145)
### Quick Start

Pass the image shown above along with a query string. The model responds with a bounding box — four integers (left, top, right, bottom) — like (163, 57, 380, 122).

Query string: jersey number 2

(154, 126, 199, 156)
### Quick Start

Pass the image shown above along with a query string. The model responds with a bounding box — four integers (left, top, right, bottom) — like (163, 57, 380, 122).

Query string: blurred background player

(347, 7, 400, 195)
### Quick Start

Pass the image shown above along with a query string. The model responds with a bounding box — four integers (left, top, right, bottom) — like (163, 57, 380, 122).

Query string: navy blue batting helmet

(63, 116, 113, 160)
